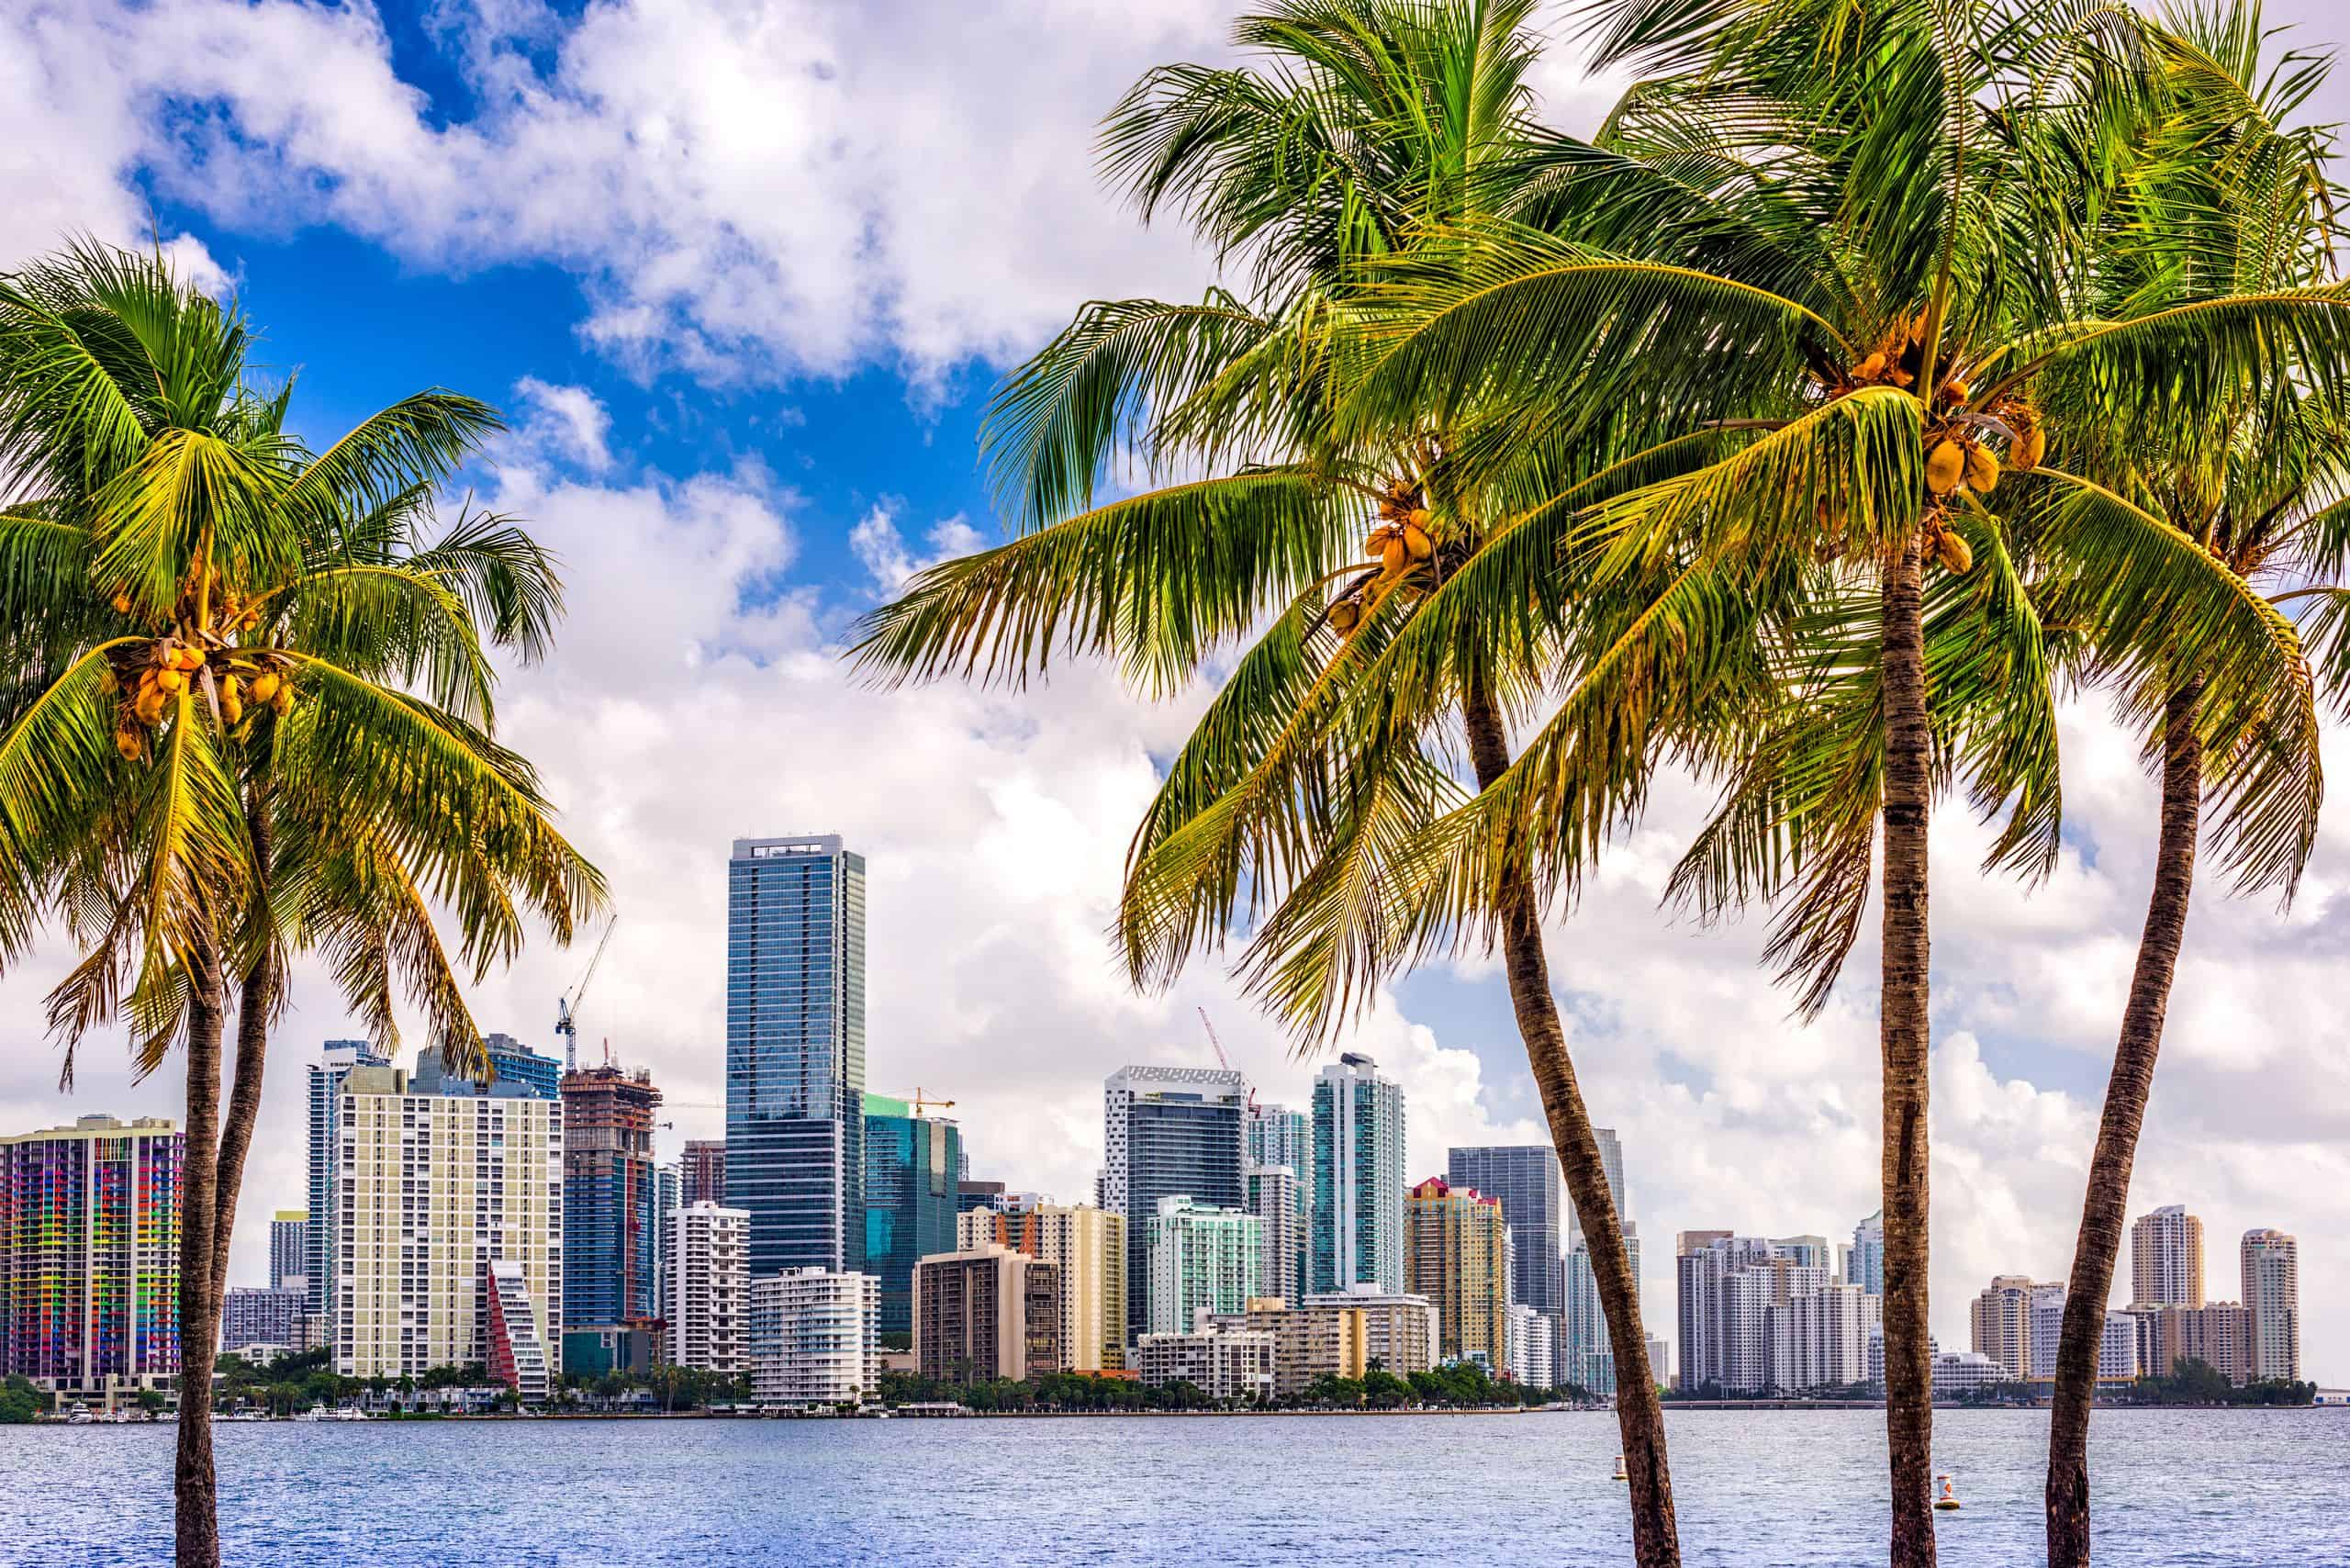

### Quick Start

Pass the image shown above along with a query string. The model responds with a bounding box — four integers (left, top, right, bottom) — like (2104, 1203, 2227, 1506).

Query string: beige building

(2131, 1205, 2204, 1308)
(1304, 1286, 1437, 1378)
(2240, 1229, 2300, 1383)
(1404, 1177, 1508, 1371)
(1133, 1326, 1274, 1402)
(2147, 1301, 2254, 1384)
(914, 1244, 1062, 1382)
(1968, 1274, 2051, 1381)
(957, 1203, 1126, 1372)
(333, 1067, 563, 1385)
(1207, 1297, 1369, 1395)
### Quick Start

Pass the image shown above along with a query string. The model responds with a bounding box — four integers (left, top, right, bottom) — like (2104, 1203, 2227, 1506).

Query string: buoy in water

(1934, 1474, 1961, 1511)
(1612, 1454, 1628, 1483)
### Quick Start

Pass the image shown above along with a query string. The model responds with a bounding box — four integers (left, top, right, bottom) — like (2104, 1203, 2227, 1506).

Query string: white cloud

(509, 377, 615, 473)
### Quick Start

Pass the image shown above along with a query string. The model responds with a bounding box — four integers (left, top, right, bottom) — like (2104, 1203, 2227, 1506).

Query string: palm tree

(2034, 14, 2346, 1561)
(1333, 3, 2350, 1559)
(0, 240, 604, 1567)
(855, 3, 1692, 1560)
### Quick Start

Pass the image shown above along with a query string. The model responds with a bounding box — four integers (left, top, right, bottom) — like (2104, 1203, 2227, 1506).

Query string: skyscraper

(1312, 1053, 1405, 1294)
(1568, 1223, 1644, 1393)
(2240, 1229, 2300, 1383)
(0, 1115, 182, 1402)
(1145, 1196, 1263, 1335)
(862, 1092, 963, 1337)
(306, 1039, 387, 1322)
(269, 1209, 308, 1294)
(1564, 1126, 1625, 1241)
(1968, 1274, 2043, 1380)
(1246, 1103, 1312, 1172)
(334, 1064, 564, 1388)
(682, 1139, 727, 1207)
(669, 1202, 750, 1374)
(1246, 1163, 1308, 1309)
(1849, 1212, 1885, 1297)
(481, 1032, 564, 1100)
(1102, 1065, 1248, 1340)
(560, 1064, 664, 1341)
(1404, 1177, 1510, 1371)
(1447, 1146, 1564, 1316)
(2131, 1204, 2205, 1307)
(727, 834, 867, 1278)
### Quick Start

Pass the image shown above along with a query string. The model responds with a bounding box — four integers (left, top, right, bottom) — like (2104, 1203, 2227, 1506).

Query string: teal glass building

(861, 1093, 962, 1336)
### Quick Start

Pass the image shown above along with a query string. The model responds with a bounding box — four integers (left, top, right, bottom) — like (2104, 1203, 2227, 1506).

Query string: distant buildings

(1206, 1289, 1437, 1392)
(560, 1064, 663, 1349)
(681, 1139, 727, 1208)
(2242, 1229, 2300, 1383)
(2141, 1301, 2255, 1384)
(2132, 1204, 2205, 1308)
(1849, 1212, 1885, 1298)
(1404, 1177, 1508, 1372)
(957, 1203, 1126, 1372)
(1769, 1282, 1874, 1392)
(727, 834, 867, 1279)
(956, 1180, 1008, 1215)
(1135, 1325, 1274, 1401)
(1567, 1225, 1644, 1394)
(1312, 1054, 1404, 1295)
(2021, 1286, 2137, 1383)
(268, 1209, 307, 1294)
(1675, 1234, 1833, 1394)
(0, 1114, 183, 1402)
(1146, 1196, 1262, 1335)
(307, 1040, 388, 1323)
(1505, 1305, 1556, 1388)
(482, 1033, 565, 1101)
(487, 1259, 554, 1401)
(748, 1267, 879, 1407)
(668, 1202, 749, 1376)
(1245, 1163, 1307, 1312)
(1102, 1065, 1248, 1340)
(222, 1286, 302, 1351)
(863, 1092, 963, 1338)
(1448, 1144, 1565, 1320)
(913, 1244, 1062, 1382)
(1245, 1103, 1311, 1174)
(1969, 1275, 2045, 1381)
(1301, 1286, 1438, 1378)
(332, 1064, 564, 1394)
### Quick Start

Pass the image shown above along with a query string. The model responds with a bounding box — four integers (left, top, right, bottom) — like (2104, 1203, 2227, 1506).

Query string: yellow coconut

(1944, 377, 1971, 405)
(1327, 599, 1360, 633)
(1381, 537, 1409, 575)
(1926, 440, 1966, 497)
(1854, 351, 1886, 381)
(156, 667, 185, 695)
(1965, 444, 2000, 493)
(115, 729, 142, 760)
(1403, 525, 1432, 560)
(2013, 426, 2046, 471)
(1936, 529, 1974, 574)
(271, 686, 295, 717)
(111, 592, 132, 615)
(247, 672, 281, 704)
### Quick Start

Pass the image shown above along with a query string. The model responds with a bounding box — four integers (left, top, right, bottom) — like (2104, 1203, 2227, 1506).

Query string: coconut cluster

(102, 584, 293, 762)
(1327, 480, 1437, 636)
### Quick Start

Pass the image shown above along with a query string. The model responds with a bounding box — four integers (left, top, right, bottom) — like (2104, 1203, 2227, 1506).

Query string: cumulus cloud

(509, 377, 615, 473)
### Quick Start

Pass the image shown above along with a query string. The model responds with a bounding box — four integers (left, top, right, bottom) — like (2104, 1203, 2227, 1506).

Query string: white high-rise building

(1505, 1304, 1556, 1388)
(1146, 1196, 1262, 1334)
(1103, 1066, 1248, 1342)
(1567, 1223, 1643, 1394)
(1849, 1212, 1885, 1297)
(747, 1267, 878, 1407)
(1767, 1281, 1873, 1392)
(332, 1065, 563, 1392)
(1246, 1163, 1307, 1310)
(669, 1202, 749, 1374)
(1675, 1234, 1831, 1394)
(2240, 1229, 2300, 1383)
(2131, 1204, 2205, 1308)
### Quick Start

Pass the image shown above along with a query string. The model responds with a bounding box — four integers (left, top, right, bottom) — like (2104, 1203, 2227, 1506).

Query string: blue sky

(4, 0, 2346, 1372)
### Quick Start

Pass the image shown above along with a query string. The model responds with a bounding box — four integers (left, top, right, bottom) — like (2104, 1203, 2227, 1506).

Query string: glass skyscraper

(1103, 1066, 1248, 1342)
(1311, 1053, 1405, 1295)
(862, 1092, 963, 1337)
(1447, 1145, 1564, 1315)
(727, 835, 867, 1278)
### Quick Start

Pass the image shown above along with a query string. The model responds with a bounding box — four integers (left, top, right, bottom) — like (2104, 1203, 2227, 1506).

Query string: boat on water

(297, 1406, 364, 1422)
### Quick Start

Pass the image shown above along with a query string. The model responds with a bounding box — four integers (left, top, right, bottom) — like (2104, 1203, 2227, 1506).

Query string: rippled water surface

(7, 1406, 2343, 1565)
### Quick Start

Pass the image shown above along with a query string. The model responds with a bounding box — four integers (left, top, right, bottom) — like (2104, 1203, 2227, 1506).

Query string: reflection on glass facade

(1312, 1053, 1405, 1295)
(862, 1093, 962, 1336)
(1102, 1067, 1248, 1342)
(1447, 1146, 1564, 1315)
(727, 835, 867, 1278)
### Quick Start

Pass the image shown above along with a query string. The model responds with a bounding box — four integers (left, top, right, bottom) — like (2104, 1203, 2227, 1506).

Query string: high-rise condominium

(1565, 1126, 1625, 1242)
(748, 1267, 879, 1407)
(1849, 1212, 1886, 1296)
(333, 1064, 564, 1391)
(914, 1244, 1063, 1382)
(2131, 1204, 2204, 1307)
(1246, 1103, 1311, 1171)
(307, 1039, 388, 1321)
(1146, 1196, 1263, 1335)
(1312, 1053, 1405, 1294)
(560, 1064, 664, 1343)
(0, 1115, 182, 1402)
(1102, 1065, 1248, 1340)
(269, 1209, 308, 1294)
(669, 1202, 750, 1374)
(727, 835, 867, 1278)
(1246, 1163, 1308, 1309)
(863, 1093, 964, 1338)
(1568, 1222, 1644, 1393)
(959, 1203, 1128, 1372)
(1404, 1178, 1509, 1370)
(2240, 1229, 2300, 1383)
(1447, 1146, 1565, 1316)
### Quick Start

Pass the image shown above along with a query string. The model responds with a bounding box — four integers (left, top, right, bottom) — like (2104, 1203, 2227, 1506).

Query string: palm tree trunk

(2045, 679, 2201, 1568)
(1879, 532, 1936, 1567)
(174, 938, 229, 1568)
(1463, 673, 1681, 1568)
(208, 791, 277, 1312)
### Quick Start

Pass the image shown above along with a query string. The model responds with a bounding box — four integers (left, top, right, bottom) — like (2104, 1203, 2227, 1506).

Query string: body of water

(7, 1407, 2341, 1565)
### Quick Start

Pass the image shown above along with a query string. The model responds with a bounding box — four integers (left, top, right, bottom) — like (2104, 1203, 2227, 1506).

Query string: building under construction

(560, 1065, 664, 1361)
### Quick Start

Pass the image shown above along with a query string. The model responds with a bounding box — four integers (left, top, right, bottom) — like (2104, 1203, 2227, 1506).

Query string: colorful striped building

(0, 1114, 183, 1403)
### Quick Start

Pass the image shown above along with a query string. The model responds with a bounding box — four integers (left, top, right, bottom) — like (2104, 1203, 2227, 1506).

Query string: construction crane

(554, 916, 618, 1073)
(910, 1088, 956, 1117)
(1198, 1007, 1259, 1112)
